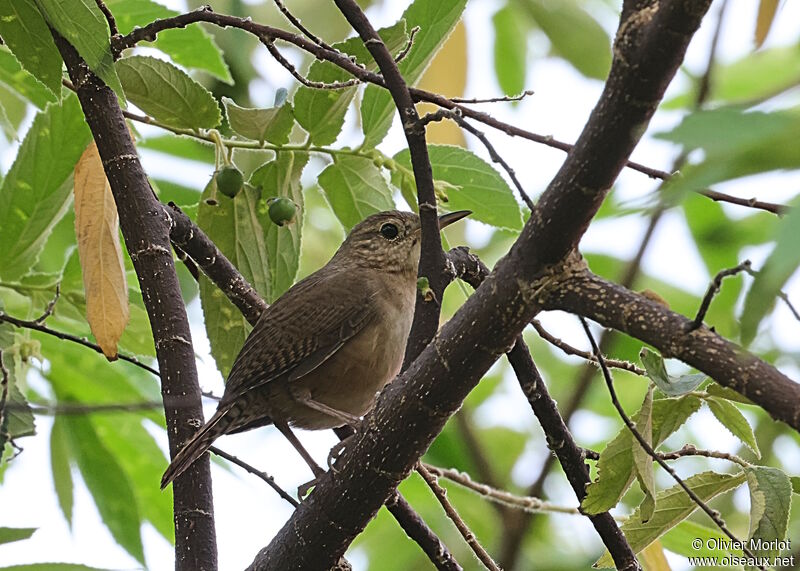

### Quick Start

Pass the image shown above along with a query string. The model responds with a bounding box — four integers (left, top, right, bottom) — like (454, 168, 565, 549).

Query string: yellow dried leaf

(755, 0, 779, 49)
(640, 540, 672, 571)
(417, 20, 467, 146)
(73, 141, 129, 359)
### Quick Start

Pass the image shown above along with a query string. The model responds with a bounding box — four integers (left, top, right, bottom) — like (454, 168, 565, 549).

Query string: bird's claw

(327, 436, 351, 472)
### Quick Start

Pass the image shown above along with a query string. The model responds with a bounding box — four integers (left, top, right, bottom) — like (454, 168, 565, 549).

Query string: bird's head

(334, 210, 470, 274)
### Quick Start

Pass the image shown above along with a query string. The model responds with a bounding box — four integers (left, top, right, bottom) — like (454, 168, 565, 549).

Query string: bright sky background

(2, 1, 800, 569)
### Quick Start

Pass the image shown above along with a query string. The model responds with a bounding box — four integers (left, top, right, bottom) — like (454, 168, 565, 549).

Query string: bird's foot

(327, 435, 352, 473)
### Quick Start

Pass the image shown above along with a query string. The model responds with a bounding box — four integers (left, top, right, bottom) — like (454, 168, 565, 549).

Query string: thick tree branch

(248, 5, 713, 568)
(51, 33, 217, 571)
(543, 269, 800, 429)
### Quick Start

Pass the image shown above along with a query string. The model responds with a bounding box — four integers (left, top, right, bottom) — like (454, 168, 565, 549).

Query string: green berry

(268, 197, 297, 226)
(215, 165, 244, 198)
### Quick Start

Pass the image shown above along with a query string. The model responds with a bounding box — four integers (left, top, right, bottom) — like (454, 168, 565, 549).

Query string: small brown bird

(161, 209, 470, 488)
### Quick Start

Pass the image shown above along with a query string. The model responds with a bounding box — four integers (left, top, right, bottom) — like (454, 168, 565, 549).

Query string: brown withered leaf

(73, 141, 129, 359)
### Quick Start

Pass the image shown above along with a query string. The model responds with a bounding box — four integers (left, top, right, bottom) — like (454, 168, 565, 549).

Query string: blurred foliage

(0, 0, 799, 570)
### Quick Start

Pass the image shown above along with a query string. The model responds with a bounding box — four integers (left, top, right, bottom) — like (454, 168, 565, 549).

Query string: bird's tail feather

(161, 406, 232, 489)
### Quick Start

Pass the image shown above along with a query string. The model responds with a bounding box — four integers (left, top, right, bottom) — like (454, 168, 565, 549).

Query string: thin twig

(689, 260, 752, 331)
(579, 316, 762, 568)
(658, 444, 749, 468)
(531, 319, 646, 375)
(742, 266, 800, 323)
(421, 108, 534, 211)
(0, 349, 9, 441)
(0, 310, 159, 377)
(94, 0, 119, 38)
(13, 394, 221, 416)
(0, 309, 221, 402)
(264, 39, 359, 90)
(424, 464, 581, 516)
(34, 284, 61, 325)
(209, 446, 299, 507)
(272, 0, 333, 51)
(393, 25, 419, 64)
(416, 463, 502, 571)
(450, 90, 534, 104)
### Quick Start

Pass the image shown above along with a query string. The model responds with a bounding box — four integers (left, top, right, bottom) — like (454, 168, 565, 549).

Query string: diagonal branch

(248, 4, 713, 568)
(543, 269, 800, 429)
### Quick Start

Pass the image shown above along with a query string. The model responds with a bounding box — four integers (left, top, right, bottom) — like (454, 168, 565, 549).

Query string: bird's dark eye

(380, 222, 399, 240)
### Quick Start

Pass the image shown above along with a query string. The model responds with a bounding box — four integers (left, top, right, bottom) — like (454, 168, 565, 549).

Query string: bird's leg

(274, 421, 324, 478)
(329, 425, 356, 472)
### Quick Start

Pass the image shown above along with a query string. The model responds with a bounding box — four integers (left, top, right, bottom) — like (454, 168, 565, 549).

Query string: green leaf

(60, 415, 144, 564)
(791, 476, 800, 495)
(318, 154, 395, 231)
(249, 151, 309, 300)
(664, 46, 800, 109)
(0, 527, 36, 546)
(582, 395, 702, 514)
(116, 55, 221, 130)
(745, 466, 792, 571)
(137, 133, 215, 163)
(106, 0, 231, 82)
(197, 178, 270, 376)
(0, 0, 62, 96)
(594, 471, 746, 568)
(492, 4, 527, 97)
(35, 0, 123, 98)
(50, 416, 75, 526)
(91, 414, 173, 543)
(0, 81, 29, 138)
(657, 109, 800, 205)
(392, 145, 522, 230)
(0, 93, 91, 281)
(361, 0, 467, 147)
(632, 386, 656, 522)
(521, 0, 610, 80)
(661, 520, 739, 558)
(2, 370, 35, 443)
(740, 196, 800, 345)
(705, 382, 755, 405)
(223, 97, 295, 145)
(705, 396, 760, 458)
(0, 48, 53, 109)
(640, 347, 706, 396)
(294, 20, 408, 146)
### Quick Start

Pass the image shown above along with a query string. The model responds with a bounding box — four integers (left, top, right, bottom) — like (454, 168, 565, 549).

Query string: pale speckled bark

(542, 269, 800, 429)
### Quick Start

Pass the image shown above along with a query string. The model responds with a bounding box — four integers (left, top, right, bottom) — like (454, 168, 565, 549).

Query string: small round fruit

(268, 197, 297, 226)
(215, 165, 244, 198)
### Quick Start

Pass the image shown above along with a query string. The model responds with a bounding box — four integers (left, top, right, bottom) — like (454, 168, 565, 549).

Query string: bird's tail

(161, 406, 232, 489)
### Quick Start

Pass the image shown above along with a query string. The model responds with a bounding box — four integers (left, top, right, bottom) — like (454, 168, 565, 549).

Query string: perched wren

(161, 209, 470, 488)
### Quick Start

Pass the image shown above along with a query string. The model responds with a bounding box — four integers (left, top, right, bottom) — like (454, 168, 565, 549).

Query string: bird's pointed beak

(438, 210, 471, 230)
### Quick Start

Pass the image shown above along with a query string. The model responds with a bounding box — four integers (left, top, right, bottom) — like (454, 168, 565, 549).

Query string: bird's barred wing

(220, 272, 379, 406)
